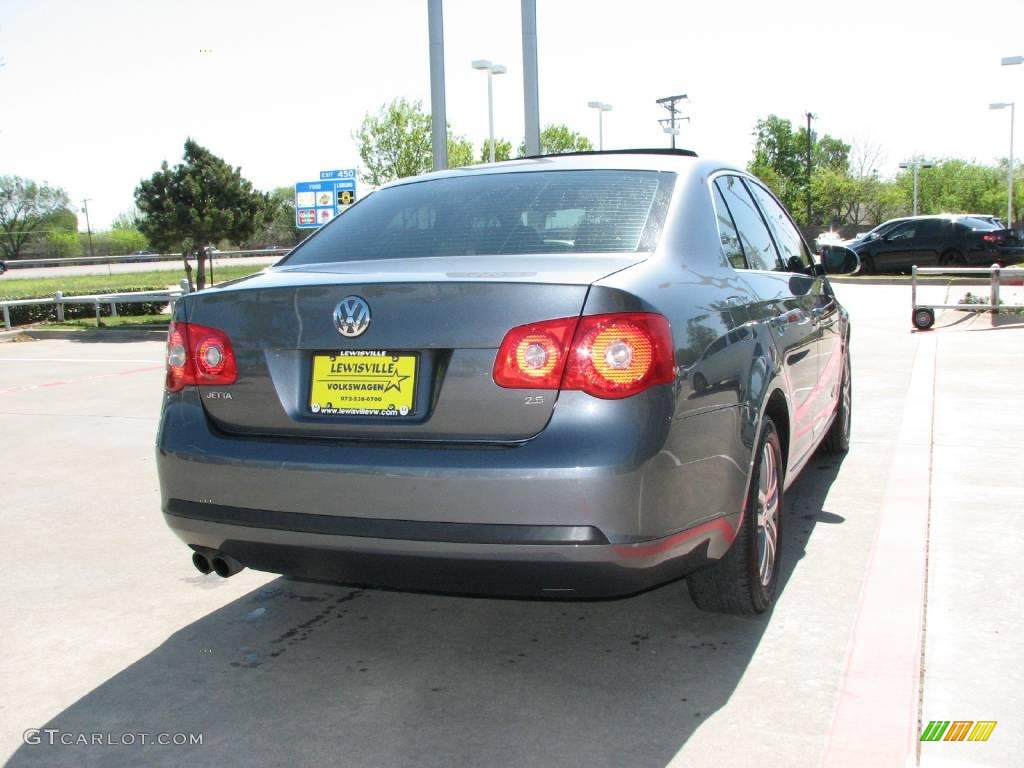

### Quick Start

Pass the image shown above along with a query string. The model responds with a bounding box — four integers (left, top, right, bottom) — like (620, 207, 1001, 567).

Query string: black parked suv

(850, 215, 1022, 273)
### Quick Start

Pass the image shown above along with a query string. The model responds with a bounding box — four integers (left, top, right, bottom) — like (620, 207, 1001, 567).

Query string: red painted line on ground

(0, 364, 164, 396)
(821, 335, 936, 768)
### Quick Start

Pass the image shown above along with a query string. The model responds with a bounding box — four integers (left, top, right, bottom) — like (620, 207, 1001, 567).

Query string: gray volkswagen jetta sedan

(157, 150, 856, 614)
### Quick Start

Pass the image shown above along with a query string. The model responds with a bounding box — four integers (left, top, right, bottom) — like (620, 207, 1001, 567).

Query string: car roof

(885, 214, 992, 224)
(379, 150, 737, 190)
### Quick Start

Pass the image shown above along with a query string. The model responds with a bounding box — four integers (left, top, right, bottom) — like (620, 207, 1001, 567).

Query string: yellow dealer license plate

(310, 351, 417, 417)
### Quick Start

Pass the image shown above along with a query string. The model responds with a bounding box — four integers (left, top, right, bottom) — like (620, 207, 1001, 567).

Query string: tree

(479, 138, 513, 163)
(135, 139, 270, 290)
(45, 231, 81, 258)
(448, 134, 475, 168)
(750, 115, 854, 224)
(107, 227, 149, 254)
(250, 186, 306, 248)
(111, 208, 142, 230)
(355, 98, 433, 186)
(749, 116, 803, 215)
(0, 176, 71, 260)
(355, 98, 486, 182)
(518, 124, 593, 156)
(811, 166, 859, 226)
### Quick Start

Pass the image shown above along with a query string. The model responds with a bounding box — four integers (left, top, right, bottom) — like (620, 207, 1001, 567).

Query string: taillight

(165, 321, 237, 392)
(493, 312, 674, 399)
(982, 232, 1003, 243)
(493, 317, 577, 388)
(564, 314, 675, 398)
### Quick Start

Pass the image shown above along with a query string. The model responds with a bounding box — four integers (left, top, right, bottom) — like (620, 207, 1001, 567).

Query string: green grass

(0, 264, 265, 301)
(46, 313, 172, 330)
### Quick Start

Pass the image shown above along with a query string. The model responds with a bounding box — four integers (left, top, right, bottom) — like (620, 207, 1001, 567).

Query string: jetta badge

(333, 296, 371, 338)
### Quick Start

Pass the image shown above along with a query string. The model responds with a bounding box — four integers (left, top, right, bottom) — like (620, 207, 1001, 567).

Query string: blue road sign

(295, 169, 358, 228)
(320, 169, 357, 181)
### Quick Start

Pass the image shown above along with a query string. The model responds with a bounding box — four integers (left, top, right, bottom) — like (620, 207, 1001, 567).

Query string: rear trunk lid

(186, 254, 643, 442)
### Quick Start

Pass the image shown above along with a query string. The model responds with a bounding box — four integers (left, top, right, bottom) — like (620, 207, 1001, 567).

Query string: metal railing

(2, 248, 289, 270)
(911, 264, 1024, 329)
(1, 286, 185, 330)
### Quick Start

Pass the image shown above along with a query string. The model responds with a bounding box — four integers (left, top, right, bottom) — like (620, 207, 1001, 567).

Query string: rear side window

(714, 175, 780, 271)
(745, 181, 812, 272)
(283, 170, 673, 265)
(916, 219, 949, 238)
(959, 217, 1000, 231)
(711, 183, 747, 269)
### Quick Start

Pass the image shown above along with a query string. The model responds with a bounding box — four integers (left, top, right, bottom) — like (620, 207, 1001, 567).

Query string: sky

(1, 0, 1022, 230)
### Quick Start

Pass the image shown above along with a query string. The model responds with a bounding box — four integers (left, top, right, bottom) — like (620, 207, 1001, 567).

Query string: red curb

(821, 335, 936, 768)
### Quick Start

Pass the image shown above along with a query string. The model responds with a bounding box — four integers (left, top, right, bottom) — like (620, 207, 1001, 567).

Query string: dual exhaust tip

(191, 548, 244, 578)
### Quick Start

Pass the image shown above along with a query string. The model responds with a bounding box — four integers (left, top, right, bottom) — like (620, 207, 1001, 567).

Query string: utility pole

(805, 112, 816, 225)
(81, 198, 95, 257)
(656, 94, 689, 149)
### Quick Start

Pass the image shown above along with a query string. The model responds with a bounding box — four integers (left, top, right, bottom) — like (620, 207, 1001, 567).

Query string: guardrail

(2, 248, 290, 270)
(1, 285, 186, 330)
(911, 264, 1024, 330)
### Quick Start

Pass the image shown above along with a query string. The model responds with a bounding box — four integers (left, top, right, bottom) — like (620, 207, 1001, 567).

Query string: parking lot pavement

(0, 287, 1020, 768)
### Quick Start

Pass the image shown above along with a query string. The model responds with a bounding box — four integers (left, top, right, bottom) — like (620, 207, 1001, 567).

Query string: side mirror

(818, 246, 861, 275)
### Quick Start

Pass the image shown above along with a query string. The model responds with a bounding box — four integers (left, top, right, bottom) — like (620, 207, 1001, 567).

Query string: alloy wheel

(756, 439, 781, 587)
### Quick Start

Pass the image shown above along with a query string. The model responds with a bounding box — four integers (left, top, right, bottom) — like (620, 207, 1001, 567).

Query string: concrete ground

(0, 284, 1019, 767)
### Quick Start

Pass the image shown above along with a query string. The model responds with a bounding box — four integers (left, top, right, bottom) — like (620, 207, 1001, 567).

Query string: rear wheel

(822, 346, 852, 453)
(688, 418, 783, 615)
(941, 250, 965, 268)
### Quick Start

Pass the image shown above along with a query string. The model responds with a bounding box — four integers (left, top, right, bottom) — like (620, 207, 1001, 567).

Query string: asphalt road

(0, 283, 1019, 768)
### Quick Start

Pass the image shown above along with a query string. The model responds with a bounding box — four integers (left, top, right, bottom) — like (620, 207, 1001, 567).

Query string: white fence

(0, 288, 185, 330)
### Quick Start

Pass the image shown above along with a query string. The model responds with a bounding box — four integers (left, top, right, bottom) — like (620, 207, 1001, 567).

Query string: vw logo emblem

(333, 296, 371, 338)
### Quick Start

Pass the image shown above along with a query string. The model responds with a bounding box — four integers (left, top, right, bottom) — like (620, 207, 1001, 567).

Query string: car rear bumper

(157, 389, 747, 597)
(163, 503, 734, 598)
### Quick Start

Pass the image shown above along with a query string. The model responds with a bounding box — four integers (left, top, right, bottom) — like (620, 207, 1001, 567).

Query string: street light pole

(1000, 56, 1022, 226)
(587, 101, 612, 151)
(990, 102, 1015, 227)
(472, 59, 506, 162)
(898, 159, 934, 216)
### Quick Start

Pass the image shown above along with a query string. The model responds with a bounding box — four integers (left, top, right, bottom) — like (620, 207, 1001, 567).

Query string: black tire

(861, 254, 876, 275)
(912, 307, 935, 331)
(941, 250, 965, 268)
(688, 418, 784, 615)
(822, 345, 852, 453)
(692, 372, 708, 394)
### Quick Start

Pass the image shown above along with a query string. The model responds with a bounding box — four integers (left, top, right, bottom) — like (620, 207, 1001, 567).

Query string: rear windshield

(283, 170, 673, 265)
(958, 217, 1000, 230)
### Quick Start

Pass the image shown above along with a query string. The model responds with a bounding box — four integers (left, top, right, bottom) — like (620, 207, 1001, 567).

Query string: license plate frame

(309, 350, 418, 417)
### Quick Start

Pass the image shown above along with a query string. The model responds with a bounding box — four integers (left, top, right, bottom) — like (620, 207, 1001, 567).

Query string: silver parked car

(157, 150, 857, 614)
